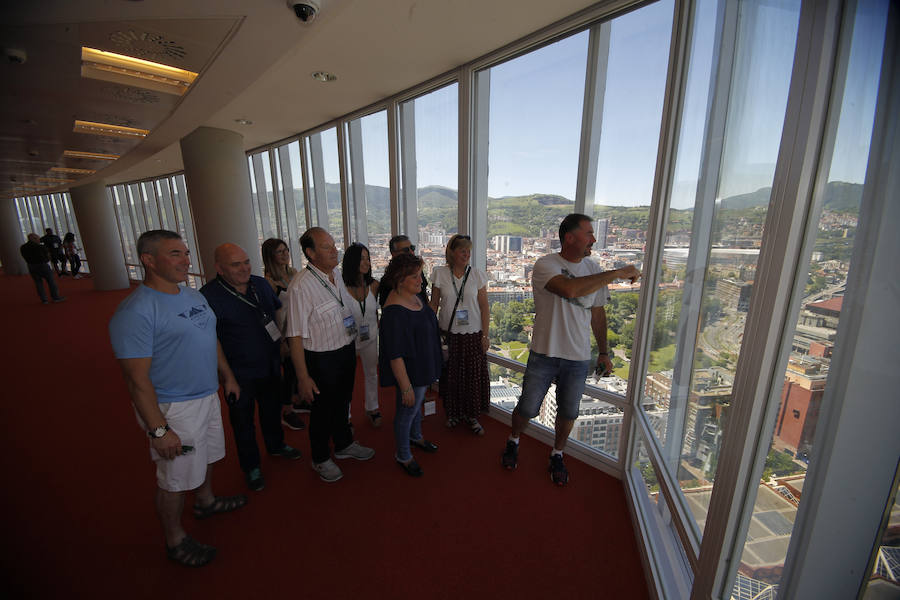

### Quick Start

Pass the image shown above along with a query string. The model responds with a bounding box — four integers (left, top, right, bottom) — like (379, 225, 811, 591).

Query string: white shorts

(135, 392, 226, 492)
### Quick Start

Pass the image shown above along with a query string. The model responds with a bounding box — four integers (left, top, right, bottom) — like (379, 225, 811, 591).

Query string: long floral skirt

(439, 331, 490, 421)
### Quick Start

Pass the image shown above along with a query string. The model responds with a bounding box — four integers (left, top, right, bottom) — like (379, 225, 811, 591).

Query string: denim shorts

(516, 351, 591, 421)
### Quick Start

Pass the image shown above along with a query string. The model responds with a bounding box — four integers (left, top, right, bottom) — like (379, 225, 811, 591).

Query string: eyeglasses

(398, 244, 416, 253)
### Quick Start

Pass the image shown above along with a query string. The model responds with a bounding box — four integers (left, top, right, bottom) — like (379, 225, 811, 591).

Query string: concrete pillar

(69, 180, 130, 290)
(180, 127, 260, 277)
(0, 198, 28, 275)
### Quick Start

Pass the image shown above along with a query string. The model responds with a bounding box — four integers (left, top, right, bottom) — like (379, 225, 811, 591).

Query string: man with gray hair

(110, 229, 247, 567)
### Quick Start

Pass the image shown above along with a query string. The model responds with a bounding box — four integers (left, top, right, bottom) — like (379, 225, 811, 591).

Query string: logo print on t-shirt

(178, 304, 211, 329)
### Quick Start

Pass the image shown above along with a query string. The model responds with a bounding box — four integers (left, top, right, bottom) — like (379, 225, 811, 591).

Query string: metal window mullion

(398, 100, 417, 244)
(308, 134, 329, 230)
(778, 2, 900, 597)
(278, 145, 301, 258)
(336, 122, 352, 246)
(267, 149, 286, 241)
(386, 101, 400, 236)
(574, 21, 611, 217)
(692, 0, 845, 597)
(347, 118, 368, 247)
(458, 66, 472, 237)
(623, 0, 702, 576)
(664, 0, 738, 475)
(298, 138, 313, 232)
(471, 68, 491, 272)
(251, 153, 272, 239)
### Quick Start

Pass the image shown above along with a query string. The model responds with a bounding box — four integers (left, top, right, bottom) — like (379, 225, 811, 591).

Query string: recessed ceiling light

(234, 118, 253, 125)
(63, 150, 120, 161)
(73, 119, 149, 139)
(311, 71, 337, 82)
(51, 167, 97, 175)
(81, 47, 197, 96)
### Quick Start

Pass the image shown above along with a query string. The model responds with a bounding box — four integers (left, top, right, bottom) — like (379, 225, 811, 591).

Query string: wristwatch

(148, 424, 171, 438)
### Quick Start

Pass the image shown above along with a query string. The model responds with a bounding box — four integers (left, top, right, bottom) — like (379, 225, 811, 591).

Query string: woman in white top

(429, 234, 491, 435)
(262, 238, 306, 431)
(341, 242, 382, 427)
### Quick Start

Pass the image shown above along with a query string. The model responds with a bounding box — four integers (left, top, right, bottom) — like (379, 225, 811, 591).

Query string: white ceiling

(1, 0, 603, 200)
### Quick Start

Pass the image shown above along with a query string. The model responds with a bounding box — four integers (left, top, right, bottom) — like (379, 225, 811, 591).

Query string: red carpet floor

(0, 270, 649, 600)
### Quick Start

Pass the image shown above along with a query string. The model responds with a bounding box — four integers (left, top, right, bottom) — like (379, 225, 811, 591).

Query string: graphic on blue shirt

(178, 304, 212, 328)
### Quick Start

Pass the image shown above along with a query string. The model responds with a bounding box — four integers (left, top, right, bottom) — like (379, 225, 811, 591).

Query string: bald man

(200, 243, 303, 492)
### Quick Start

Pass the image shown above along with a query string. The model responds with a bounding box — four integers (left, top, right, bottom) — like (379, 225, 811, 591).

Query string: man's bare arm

(117, 358, 182, 459)
(545, 264, 641, 299)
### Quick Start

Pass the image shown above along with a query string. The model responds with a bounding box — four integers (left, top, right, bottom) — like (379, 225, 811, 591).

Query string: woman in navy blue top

(379, 253, 443, 477)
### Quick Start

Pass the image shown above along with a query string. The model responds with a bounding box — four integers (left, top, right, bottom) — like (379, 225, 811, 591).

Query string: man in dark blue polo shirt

(200, 243, 302, 491)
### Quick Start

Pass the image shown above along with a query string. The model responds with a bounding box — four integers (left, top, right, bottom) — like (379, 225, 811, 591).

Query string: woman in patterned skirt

(429, 234, 491, 435)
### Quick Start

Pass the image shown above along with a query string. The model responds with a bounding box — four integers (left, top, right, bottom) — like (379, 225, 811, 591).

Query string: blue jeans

(516, 351, 591, 421)
(394, 386, 427, 462)
(27, 263, 62, 302)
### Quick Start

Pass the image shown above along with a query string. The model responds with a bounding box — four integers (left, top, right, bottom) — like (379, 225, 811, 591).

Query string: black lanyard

(450, 266, 471, 303)
(217, 277, 270, 320)
(306, 265, 344, 307)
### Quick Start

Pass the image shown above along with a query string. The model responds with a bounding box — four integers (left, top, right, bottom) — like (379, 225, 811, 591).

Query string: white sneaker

(312, 459, 343, 482)
(334, 441, 375, 461)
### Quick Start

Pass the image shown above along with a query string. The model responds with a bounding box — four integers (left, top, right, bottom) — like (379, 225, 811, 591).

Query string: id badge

(456, 309, 469, 326)
(343, 315, 358, 337)
(424, 400, 436, 416)
(359, 324, 370, 341)
(264, 319, 282, 342)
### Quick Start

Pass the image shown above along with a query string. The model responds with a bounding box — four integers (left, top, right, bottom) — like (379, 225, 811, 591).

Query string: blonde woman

(261, 238, 306, 430)
(429, 234, 490, 435)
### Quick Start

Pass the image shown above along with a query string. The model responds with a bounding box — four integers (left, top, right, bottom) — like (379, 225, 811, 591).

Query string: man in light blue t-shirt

(109, 229, 246, 567)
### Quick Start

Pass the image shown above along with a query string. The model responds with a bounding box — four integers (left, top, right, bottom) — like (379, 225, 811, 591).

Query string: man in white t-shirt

(501, 214, 641, 486)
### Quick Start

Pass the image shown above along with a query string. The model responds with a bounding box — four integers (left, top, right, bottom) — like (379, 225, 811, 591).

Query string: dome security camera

(287, 0, 321, 23)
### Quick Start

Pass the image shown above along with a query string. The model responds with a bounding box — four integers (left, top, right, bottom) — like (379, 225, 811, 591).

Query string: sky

(310, 0, 885, 211)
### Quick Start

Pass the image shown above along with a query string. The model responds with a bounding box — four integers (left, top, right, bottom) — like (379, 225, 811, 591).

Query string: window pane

(727, 1, 889, 595)
(113, 185, 138, 267)
(171, 174, 202, 278)
(483, 31, 589, 372)
(640, 0, 801, 542)
(321, 127, 344, 250)
(247, 155, 265, 244)
(142, 181, 160, 230)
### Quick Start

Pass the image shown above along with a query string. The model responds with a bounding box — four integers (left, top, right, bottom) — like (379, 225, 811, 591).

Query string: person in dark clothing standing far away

(501, 214, 641, 486)
(200, 243, 304, 493)
(40, 228, 66, 275)
(109, 229, 247, 568)
(20, 233, 65, 304)
(377, 234, 429, 307)
(379, 252, 443, 477)
(285, 227, 375, 483)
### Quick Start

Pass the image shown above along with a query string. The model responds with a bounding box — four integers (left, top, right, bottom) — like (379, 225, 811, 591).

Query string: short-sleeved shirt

(285, 264, 356, 352)
(109, 284, 219, 403)
(431, 265, 488, 334)
(530, 253, 610, 362)
(379, 303, 444, 387)
(344, 284, 378, 349)
(20, 241, 48, 265)
(200, 274, 282, 382)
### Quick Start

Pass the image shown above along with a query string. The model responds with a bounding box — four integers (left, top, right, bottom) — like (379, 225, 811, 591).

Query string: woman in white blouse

(341, 242, 382, 427)
(429, 234, 491, 435)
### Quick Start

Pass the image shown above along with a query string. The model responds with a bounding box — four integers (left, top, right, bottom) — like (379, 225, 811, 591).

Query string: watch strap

(148, 424, 170, 438)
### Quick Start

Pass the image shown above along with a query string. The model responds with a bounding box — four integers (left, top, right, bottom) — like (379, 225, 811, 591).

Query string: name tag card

(265, 319, 282, 342)
(456, 309, 469, 326)
(343, 315, 358, 337)
(359, 324, 370, 341)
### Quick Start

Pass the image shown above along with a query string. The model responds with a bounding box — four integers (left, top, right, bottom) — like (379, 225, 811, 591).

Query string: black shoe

(271, 444, 303, 460)
(246, 468, 265, 492)
(396, 457, 423, 477)
(292, 400, 312, 413)
(502, 440, 519, 470)
(549, 454, 569, 486)
(410, 438, 438, 453)
(281, 412, 306, 430)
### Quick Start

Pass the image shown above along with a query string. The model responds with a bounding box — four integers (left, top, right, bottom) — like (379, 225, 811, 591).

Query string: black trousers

(305, 343, 356, 464)
(228, 375, 285, 473)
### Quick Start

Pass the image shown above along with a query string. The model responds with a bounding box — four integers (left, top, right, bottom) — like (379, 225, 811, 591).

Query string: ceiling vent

(108, 30, 187, 61)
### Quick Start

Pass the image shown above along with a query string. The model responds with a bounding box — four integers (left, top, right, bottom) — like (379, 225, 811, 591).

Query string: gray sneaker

(312, 459, 343, 482)
(334, 441, 375, 461)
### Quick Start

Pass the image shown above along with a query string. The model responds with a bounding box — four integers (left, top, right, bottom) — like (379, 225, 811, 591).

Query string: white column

(69, 180, 130, 290)
(180, 126, 260, 278)
(0, 198, 27, 275)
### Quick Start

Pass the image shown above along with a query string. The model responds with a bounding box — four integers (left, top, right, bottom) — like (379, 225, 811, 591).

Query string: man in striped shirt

(286, 227, 375, 482)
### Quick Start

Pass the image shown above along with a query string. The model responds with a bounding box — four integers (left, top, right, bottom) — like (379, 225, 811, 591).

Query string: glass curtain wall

(397, 83, 459, 281)
(111, 173, 202, 287)
(13, 192, 90, 274)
